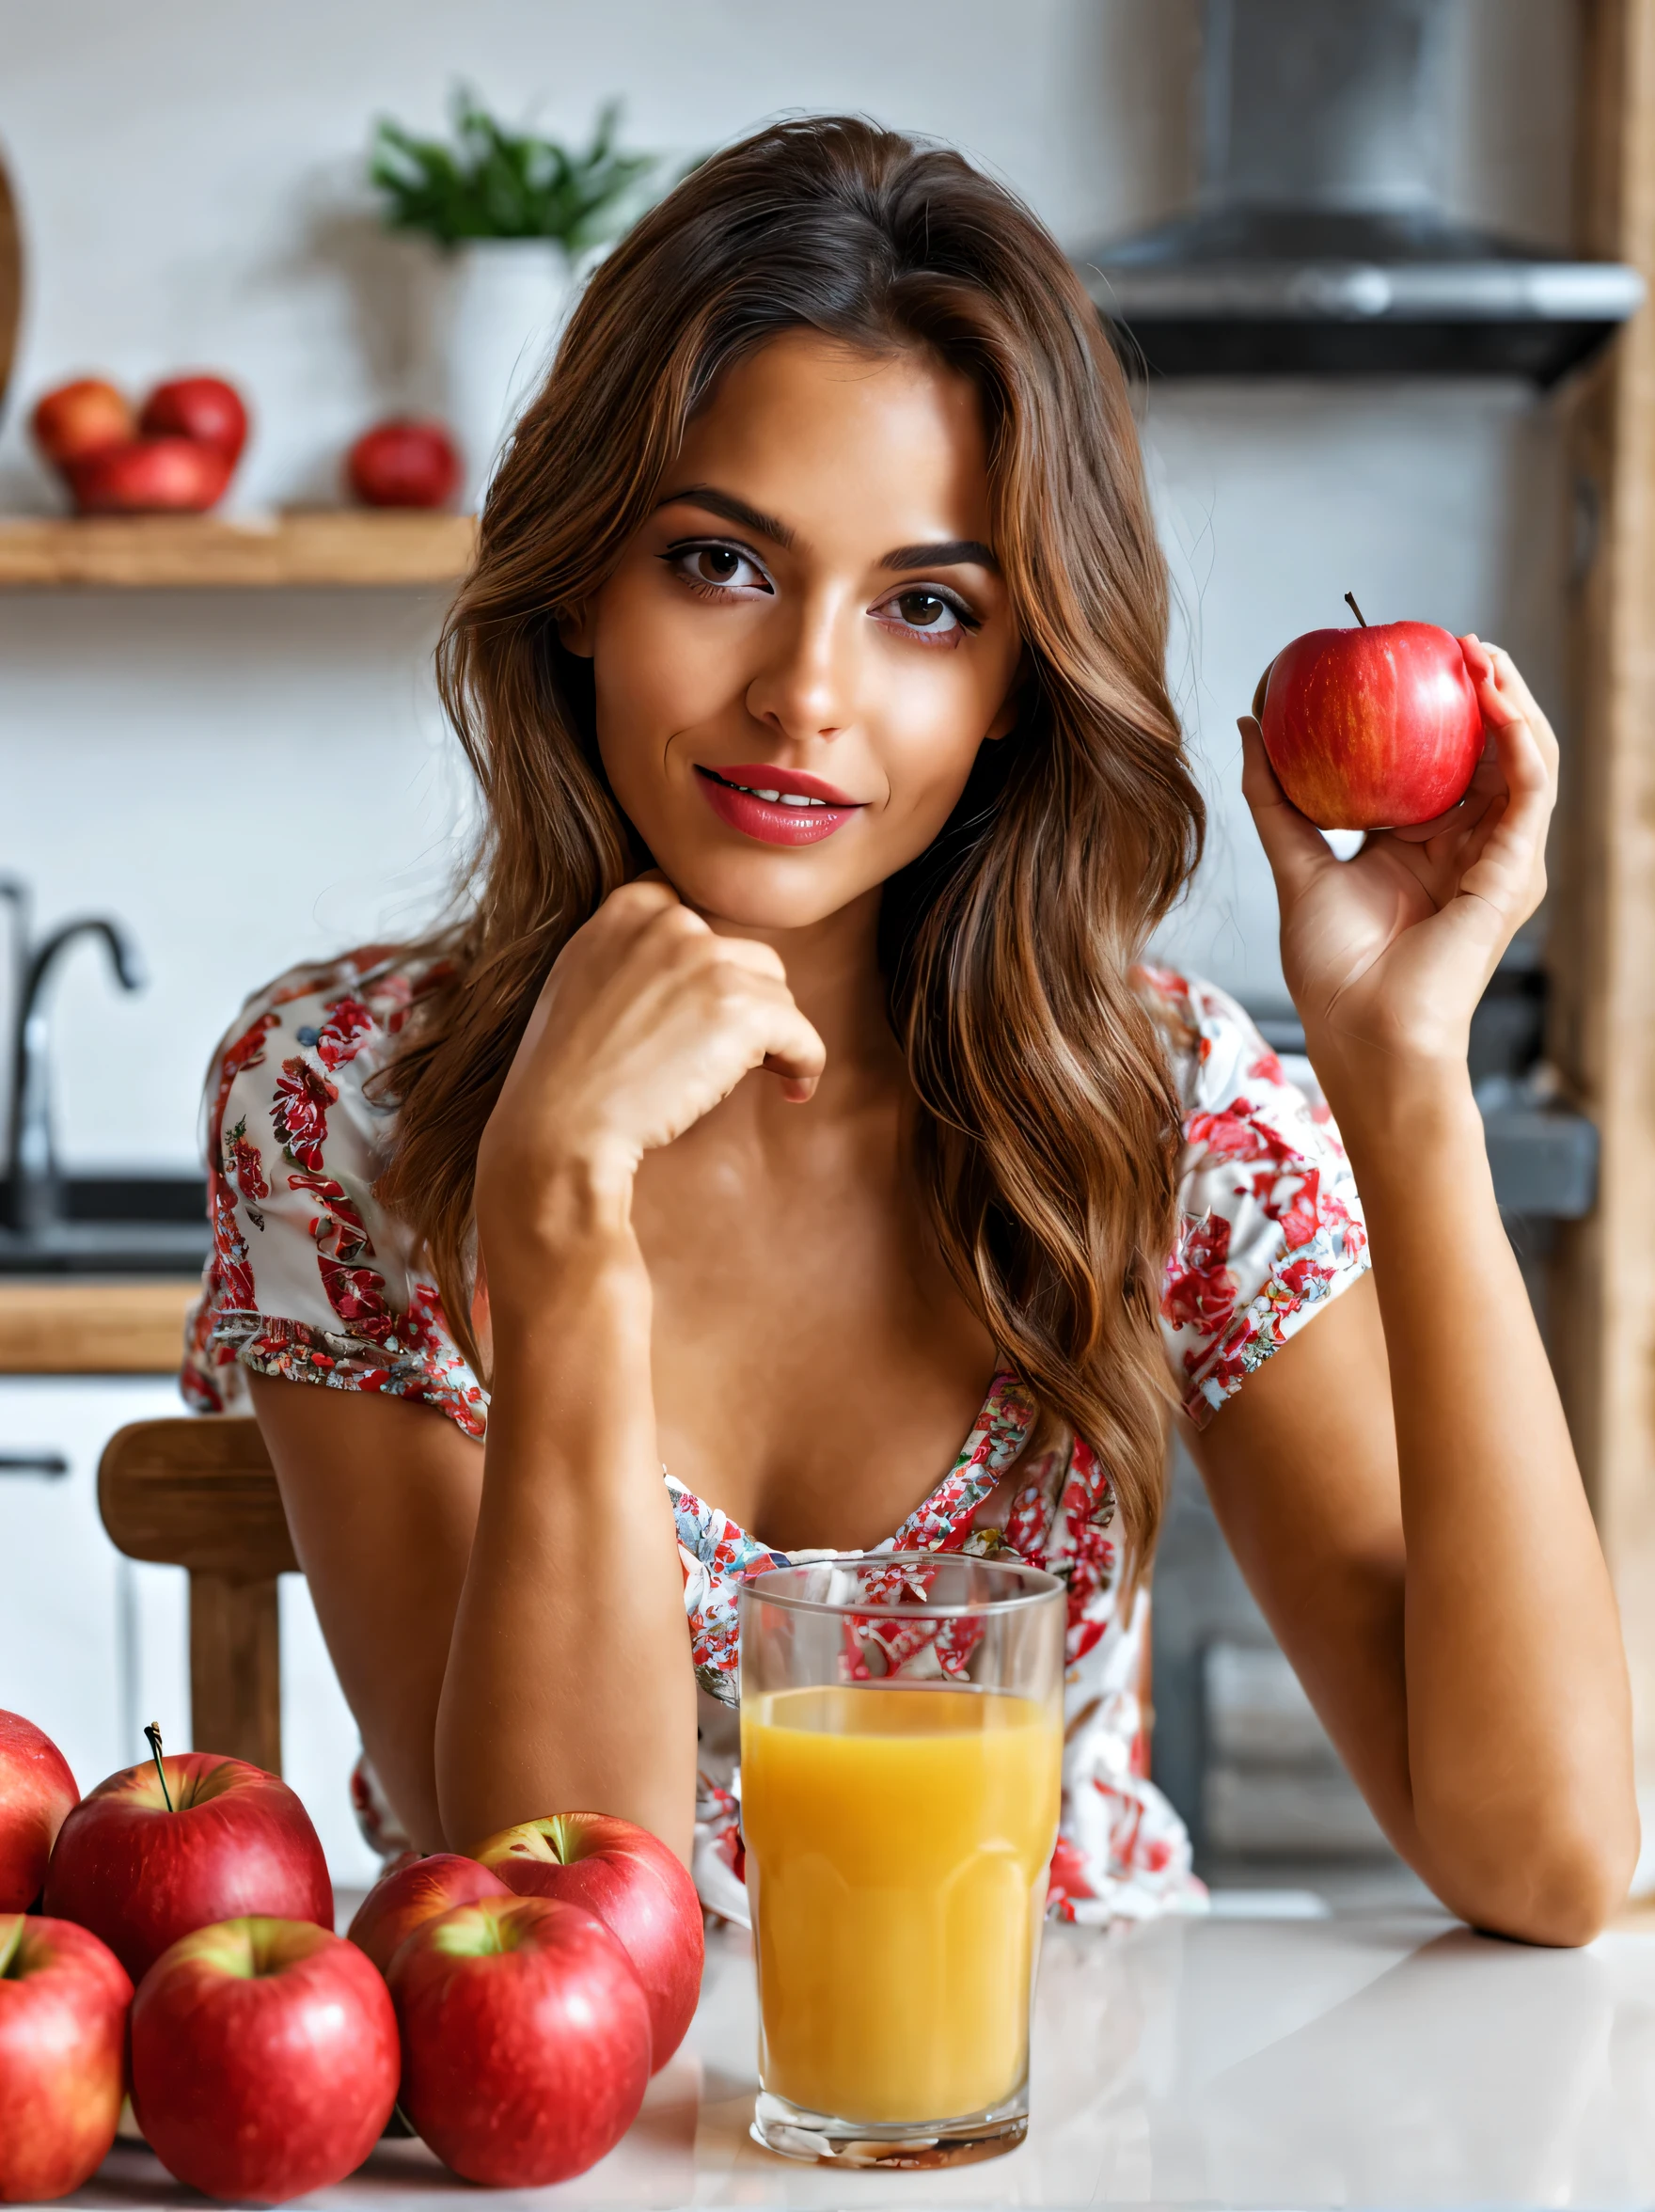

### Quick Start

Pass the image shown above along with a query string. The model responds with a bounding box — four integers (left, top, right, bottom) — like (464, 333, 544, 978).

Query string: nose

(744, 590, 857, 745)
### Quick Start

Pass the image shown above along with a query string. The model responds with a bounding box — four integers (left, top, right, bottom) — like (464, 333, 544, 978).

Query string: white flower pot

(433, 239, 573, 510)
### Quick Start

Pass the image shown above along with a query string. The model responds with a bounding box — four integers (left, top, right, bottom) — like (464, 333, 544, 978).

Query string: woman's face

(563, 330, 1024, 931)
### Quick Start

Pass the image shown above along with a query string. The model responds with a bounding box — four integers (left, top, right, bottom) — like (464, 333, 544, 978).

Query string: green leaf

(367, 86, 663, 249)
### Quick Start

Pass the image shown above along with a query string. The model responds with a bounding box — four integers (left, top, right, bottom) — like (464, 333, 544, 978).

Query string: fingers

(1459, 638, 1556, 872)
(760, 1008, 828, 1103)
(717, 953, 824, 1102)
(636, 905, 825, 1102)
(1386, 730, 1502, 845)
(1388, 640, 1556, 850)
(1237, 717, 1335, 901)
(1460, 637, 1559, 777)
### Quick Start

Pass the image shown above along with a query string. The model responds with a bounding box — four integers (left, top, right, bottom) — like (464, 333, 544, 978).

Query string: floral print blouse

(183, 948, 1369, 1926)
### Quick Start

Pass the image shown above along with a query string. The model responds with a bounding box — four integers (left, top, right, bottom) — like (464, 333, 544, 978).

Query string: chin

(657, 847, 870, 931)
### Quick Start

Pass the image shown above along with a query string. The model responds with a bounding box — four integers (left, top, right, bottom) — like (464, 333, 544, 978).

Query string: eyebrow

(878, 539, 999, 574)
(655, 484, 793, 549)
(655, 483, 999, 575)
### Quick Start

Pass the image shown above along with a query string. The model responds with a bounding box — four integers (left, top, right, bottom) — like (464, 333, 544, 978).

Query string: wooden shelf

(0, 510, 477, 590)
(0, 1279, 197, 1373)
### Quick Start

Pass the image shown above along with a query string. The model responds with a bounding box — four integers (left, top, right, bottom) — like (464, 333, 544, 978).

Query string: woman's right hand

(476, 879, 825, 1264)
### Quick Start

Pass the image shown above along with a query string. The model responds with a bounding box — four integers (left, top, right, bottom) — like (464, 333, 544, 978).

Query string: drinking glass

(738, 1552, 1065, 2166)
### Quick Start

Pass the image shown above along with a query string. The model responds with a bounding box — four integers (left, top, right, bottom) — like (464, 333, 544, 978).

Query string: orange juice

(740, 1683, 1062, 2125)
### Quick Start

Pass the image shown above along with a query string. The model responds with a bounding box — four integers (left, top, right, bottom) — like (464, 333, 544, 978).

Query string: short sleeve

(181, 949, 487, 1438)
(1138, 965, 1370, 1427)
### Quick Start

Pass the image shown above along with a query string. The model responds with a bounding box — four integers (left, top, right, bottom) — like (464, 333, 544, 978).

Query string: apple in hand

(42, 1750, 331, 1982)
(1255, 608, 1484, 831)
(67, 436, 234, 514)
(0, 1914, 132, 2204)
(347, 419, 461, 508)
(131, 1917, 399, 2204)
(388, 1893, 652, 2187)
(473, 1811, 703, 2068)
(139, 374, 248, 464)
(347, 1850, 510, 1976)
(30, 378, 134, 468)
(0, 1709, 78, 1910)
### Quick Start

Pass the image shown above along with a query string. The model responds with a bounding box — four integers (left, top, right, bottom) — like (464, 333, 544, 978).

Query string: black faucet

(0, 880, 145, 1240)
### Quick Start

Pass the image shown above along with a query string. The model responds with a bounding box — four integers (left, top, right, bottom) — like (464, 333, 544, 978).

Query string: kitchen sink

(0, 1177, 210, 1276)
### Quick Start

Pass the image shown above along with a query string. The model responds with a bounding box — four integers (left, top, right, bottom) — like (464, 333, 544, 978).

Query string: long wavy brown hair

(377, 116, 1205, 1567)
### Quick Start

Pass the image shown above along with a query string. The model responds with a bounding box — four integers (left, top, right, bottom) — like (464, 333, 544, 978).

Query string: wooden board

(99, 1416, 292, 1578)
(0, 1278, 197, 1372)
(0, 152, 20, 421)
(0, 510, 476, 590)
(100, 1417, 292, 1774)
(1550, 0, 1655, 1798)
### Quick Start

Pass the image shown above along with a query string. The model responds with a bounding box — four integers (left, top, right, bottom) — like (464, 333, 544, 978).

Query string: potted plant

(370, 90, 658, 505)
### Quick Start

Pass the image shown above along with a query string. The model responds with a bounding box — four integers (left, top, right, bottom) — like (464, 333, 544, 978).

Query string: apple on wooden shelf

(387, 1892, 653, 2188)
(68, 435, 234, 515)
(130, 1916, 399, 2205)
(1253, 592, 1485, 832)
(0, 1913, 132, 2204)
(41, 1726, 331, 1983)
(473, 1810, 704, 2068)
(28, 369, 248, 514)
(347, 1848, 510, 1976)
(0, 1707, 78, 1910)
(139, 374, 248, 466)
(29, 377, 134, 467)
(347, 418, 461, 509)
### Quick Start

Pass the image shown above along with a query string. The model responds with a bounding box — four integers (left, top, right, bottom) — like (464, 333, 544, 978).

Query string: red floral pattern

(1143, 964, 1369, 1422)
(183, 950, 483, 1434)
(183, 956, 1368, 1928)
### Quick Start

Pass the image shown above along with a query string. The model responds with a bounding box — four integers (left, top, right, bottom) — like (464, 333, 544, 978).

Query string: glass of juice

(739, 1552, 1064, 2166)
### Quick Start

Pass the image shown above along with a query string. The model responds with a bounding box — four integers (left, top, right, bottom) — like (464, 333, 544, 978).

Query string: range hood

(1080, 0, 1644, 385)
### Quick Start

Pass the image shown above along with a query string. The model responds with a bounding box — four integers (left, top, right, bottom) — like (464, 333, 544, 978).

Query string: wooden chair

(98, 1417, 293, 1775)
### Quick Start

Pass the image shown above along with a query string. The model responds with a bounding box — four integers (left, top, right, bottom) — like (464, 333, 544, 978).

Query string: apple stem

(1345, 591, 1368, 627)
(144, 1721, 173, 1812)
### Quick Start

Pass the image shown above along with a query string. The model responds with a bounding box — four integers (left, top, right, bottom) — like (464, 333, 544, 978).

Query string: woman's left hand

(1239, 638, 1557, 1087)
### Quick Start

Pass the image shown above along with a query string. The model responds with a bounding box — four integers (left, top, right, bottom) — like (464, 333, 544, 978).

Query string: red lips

(694, 764, 866, 847)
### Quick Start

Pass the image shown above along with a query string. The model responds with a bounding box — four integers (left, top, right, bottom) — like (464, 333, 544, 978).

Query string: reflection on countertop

(71, 1907, 1655, 2209)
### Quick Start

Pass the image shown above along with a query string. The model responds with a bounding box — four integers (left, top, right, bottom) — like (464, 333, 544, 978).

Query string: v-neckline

(664, 1364, 1039, 1565)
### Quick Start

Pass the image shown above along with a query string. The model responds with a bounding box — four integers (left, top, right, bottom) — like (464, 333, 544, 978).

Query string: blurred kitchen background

(0, 0, 1631, 1902)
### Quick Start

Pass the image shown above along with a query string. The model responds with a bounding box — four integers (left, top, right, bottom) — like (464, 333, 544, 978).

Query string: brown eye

(896, 591, 950, 628)
(670, 542, 769, 593)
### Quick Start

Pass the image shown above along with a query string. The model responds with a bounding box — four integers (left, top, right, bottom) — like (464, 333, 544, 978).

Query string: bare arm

(245, 1373, 481, 1855)
(250, 880, 822, 1866)
(1196, 642, 1637, 1944)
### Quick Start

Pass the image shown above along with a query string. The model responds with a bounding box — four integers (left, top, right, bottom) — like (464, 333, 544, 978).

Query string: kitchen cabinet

(0, 1373, 378, 1887)
(0, 1375, 187, 1792)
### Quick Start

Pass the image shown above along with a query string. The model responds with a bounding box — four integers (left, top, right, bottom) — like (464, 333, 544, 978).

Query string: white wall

(0, 0, 1578, 1164)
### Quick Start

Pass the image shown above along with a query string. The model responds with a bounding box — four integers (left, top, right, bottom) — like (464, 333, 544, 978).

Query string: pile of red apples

(0, 1707, 701, 2202)
(30, 375, 249, 513)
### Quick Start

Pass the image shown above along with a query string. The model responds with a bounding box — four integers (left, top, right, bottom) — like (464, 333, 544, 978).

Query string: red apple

(0, 1914, 131, 2204)
(1256, 615, 1484, 831)
(347, 419, 461, 509)
(347, 1851, 510, 1976)
(131, 1916, 398, 2204)
(473, 1811, 703, 2069)
(30, 378, 134, 469)
(67, 435, 234, 514)
(387, 1893, 652, 2187)
(0, 1710, 78, 1911)
(42, 1751, 331, 1983)
(138, 374, 248, 464)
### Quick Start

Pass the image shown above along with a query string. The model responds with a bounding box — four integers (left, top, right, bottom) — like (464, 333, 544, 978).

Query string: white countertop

(71, 1904, 1655, 2209)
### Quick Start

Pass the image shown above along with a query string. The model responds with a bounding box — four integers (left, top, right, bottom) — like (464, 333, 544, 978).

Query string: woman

(186, 117, 1635, 1943)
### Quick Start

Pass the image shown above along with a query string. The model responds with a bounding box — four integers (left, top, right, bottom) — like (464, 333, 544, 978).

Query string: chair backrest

(99, 1416, 292, 1775)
